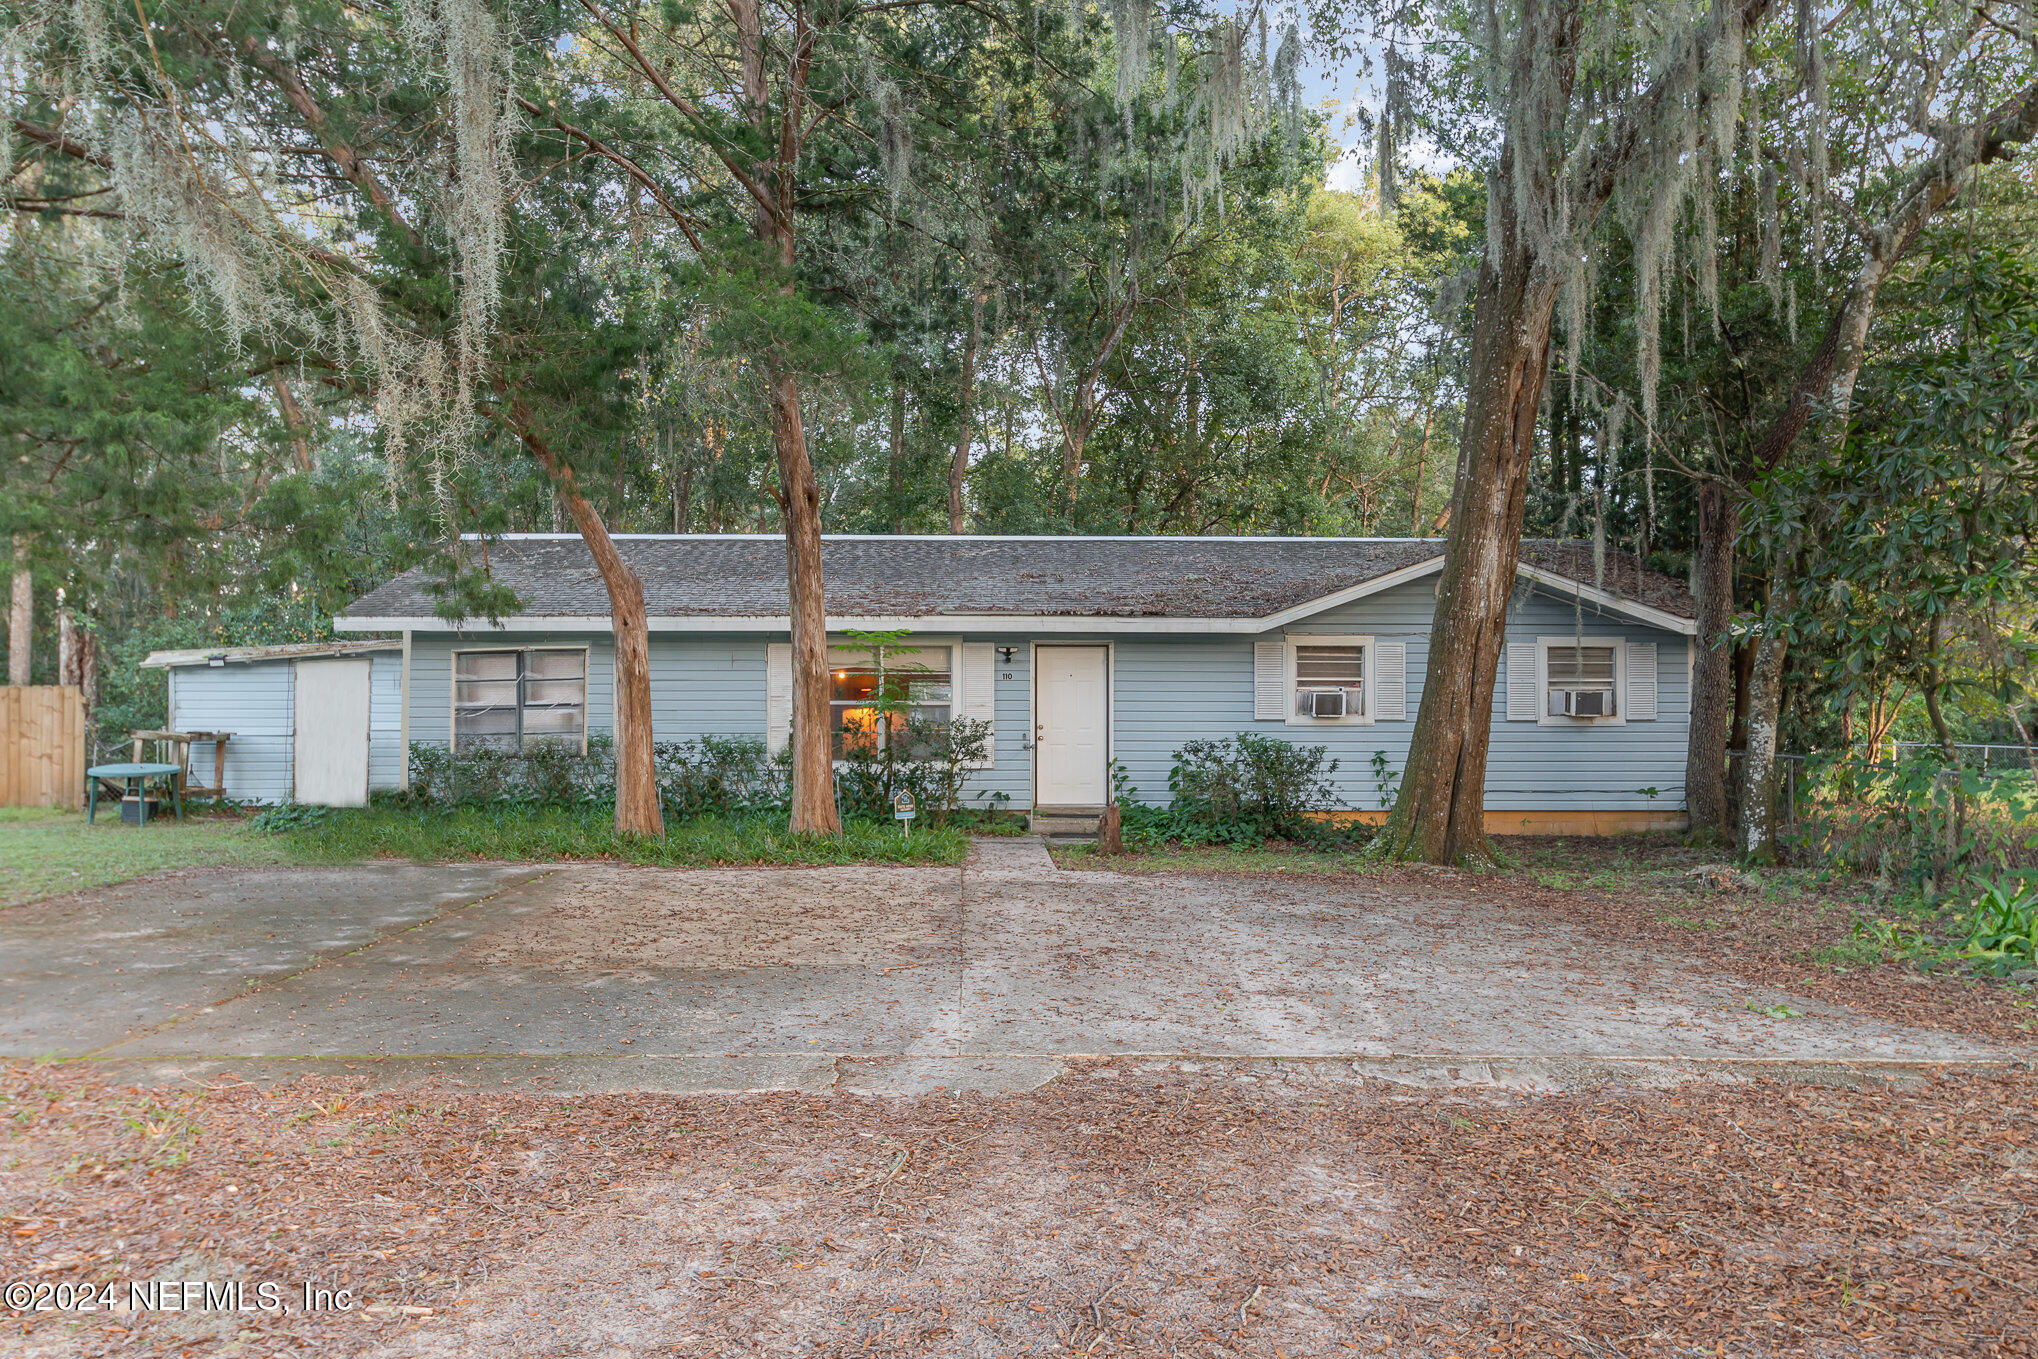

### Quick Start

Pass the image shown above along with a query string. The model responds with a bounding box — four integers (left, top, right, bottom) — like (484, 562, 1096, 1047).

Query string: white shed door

(294, 659, 372, 807)
(1035, 645, 1109, 806)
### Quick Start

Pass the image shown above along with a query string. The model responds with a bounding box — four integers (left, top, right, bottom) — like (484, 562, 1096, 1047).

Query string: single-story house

(323, 534, 1699, 833)
(140, 640, 406, 806)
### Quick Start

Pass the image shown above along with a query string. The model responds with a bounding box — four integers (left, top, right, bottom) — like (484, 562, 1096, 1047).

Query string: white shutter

(960, 642, 997, 768)
(766, 642, 793, 754)
(1625, 640, 1658, 721)
(1372, 640, 1406, 720)
(1506, 642, 1539, 721)
(1254, 640, 1287, 720)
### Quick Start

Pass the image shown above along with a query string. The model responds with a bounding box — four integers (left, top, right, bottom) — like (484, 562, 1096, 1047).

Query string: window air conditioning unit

(1299, 688, 1352, 718)
(1550, 688, 1610, 718)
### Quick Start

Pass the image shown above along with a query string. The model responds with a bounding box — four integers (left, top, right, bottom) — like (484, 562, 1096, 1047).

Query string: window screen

(454, 649, 586, 750)
(1294, 644, 1364, 717)
(1545, 644, 1617, 717)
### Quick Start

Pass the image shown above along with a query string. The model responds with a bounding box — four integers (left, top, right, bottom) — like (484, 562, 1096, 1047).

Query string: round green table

(85, 762, 185, 825)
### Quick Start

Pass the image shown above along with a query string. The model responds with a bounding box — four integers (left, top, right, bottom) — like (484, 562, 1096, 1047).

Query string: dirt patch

(1487, 835, 2038, 1047)
(1062, 835, 2038, 1048)
(462, 865, 961, 973)
(4, 1062, 2033, 1357)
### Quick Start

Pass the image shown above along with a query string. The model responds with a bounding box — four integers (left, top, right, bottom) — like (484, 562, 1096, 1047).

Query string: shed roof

(141, 639, 402, 670)
(338, 535, 1696, 632)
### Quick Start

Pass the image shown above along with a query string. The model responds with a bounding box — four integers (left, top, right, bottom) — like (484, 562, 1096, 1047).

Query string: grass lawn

(269, 803, 970, 868)
(0, 805, 305, 909)
(0, 802, 968, 910)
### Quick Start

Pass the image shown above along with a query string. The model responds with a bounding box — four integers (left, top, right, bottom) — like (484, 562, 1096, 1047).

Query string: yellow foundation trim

(1318, 808, 1688, 836)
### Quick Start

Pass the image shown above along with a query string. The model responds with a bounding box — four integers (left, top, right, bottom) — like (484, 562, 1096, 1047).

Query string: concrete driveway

(0, 838, 2006, 1091)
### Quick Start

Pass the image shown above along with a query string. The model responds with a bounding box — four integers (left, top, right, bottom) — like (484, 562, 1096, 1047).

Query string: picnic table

(85, 763, 186, 825)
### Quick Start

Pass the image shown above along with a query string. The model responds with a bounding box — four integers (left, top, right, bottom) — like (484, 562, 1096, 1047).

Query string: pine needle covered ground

(2, 1064, 2032, 1357)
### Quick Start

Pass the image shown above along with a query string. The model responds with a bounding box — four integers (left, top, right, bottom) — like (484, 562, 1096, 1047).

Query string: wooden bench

(128, 729, 234, 799)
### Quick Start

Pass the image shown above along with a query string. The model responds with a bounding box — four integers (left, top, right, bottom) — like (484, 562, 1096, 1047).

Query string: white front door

(1035, 645, 1109, 806)
(294, 659, 372, 806)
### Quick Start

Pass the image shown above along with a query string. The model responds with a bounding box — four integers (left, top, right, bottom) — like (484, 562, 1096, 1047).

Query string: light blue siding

(368, 652, 404, 791)
(166, 653, 406, 804)
(168, 660, 296, 803)
(1247, 576, 1691, 812)
(648, 636, 768, 740)
(406, 632, 614, 747)
(394, 580, 1690, 815)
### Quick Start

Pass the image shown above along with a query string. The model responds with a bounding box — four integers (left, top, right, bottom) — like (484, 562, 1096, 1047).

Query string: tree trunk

(1921, 613, 1967, 859)
(58, 608, 79, 686)
(8, 536, 29, 686)
(948, 290, 982, 533)
(769, 365, 841, 834)
(1738, 587, 1793, 859)
(79, 624, 97, 716)
(1374, 232, 1560, 864)
(270, 373, 316, 473)
(515, 412, 665, 837)
(1684, 481, 1739, 840)
(887, 382, 908, 533)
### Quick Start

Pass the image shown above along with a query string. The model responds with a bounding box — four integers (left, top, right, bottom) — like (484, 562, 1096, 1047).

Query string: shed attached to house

(334, 534, 1704, 835)
(139, 641, 406, 805)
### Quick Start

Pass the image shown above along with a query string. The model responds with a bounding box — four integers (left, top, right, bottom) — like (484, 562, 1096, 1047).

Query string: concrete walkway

(0, 839, 2012, 1092)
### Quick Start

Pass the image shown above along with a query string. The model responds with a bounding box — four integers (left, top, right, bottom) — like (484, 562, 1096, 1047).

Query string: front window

(455, 649, 587, 750)
(1294, 643, 1365, 720)
(1546, 644, 1617, 718)
(829, 644, 951, 758)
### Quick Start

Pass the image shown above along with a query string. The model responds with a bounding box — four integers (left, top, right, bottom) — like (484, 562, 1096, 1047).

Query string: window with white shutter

(765, 642, 792, 754)
(1253, 640, 1286, 720)
(1535, 637, 1628, 725)
(1625, 640, 1658, 721)
(1506, 642, 1539, 721)
(1283, 635, 1374, 725)
(960, 641, 998, 767)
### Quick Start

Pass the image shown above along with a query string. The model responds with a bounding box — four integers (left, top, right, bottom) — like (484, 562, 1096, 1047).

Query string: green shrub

(249, 802, 336, 832)
(1169, 734, 1344, 840)
(1959, 872, 2038, 977)
(405, 734, 790, 817)
(1788, 752, 2037, 896)
(835, 716, 995, 827)
(657, 736, 786, 817)
(1110, 735, 1359, 848)
(405, 735, 615, 808)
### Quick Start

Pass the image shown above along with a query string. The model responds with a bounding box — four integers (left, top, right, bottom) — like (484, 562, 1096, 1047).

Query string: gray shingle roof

(341, 535, 1695, 622)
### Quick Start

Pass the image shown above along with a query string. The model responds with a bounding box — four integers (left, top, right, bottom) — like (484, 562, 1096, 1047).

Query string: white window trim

(1536, 635, 1626, 728)
(1284, 633, 1373, 727)
(825, 635, 959, 763)
(449, 643, 592, 754)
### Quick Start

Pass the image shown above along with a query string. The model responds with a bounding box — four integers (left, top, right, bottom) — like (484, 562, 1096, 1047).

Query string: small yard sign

(892, 789, 916, 836)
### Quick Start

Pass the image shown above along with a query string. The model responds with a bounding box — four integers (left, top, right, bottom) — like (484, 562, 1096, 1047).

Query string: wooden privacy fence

(1, 685, 86, 809)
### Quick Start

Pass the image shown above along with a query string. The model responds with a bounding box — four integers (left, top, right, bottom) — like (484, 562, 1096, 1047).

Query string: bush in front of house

(1113, 733, 1357, 848)
(401, 727, 1010, 828)
(405, 734, 789, 816)
(835, 716, 999, 828)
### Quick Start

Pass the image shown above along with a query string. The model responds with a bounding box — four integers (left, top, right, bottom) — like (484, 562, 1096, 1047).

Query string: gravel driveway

(0, 838, 2004, 1089)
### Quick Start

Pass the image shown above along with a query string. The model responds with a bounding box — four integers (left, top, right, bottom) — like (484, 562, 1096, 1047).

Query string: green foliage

(1788, 752, 2036, 895)
(1959, 873, 2038, 978)
(836, 717, 995, 826)
(1111, 734, 1360, 849)
(249, 803, 337, 833)
(405, 735, 788, 818)
(264, 804, 964, 868)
